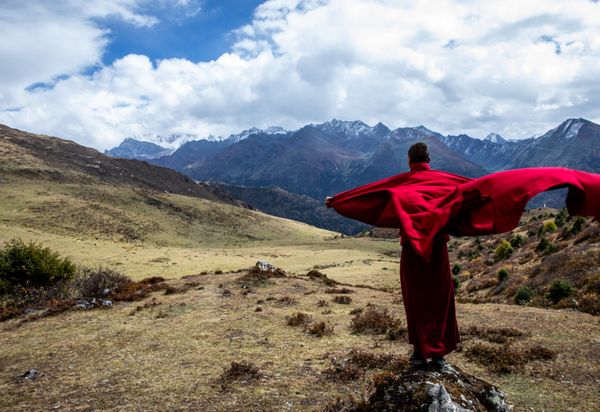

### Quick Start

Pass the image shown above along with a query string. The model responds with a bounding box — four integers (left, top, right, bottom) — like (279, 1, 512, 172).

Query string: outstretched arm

(325, 196, 333, 208)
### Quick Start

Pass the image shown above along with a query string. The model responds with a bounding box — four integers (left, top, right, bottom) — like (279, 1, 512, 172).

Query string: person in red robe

(325, 142, 600, 368)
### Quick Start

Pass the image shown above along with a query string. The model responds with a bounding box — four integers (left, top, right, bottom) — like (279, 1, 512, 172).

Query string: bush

(554, 209, 567, 227)
(453, 275, 460, 290)
(0, 238, 76, 293)
(451, 263, 461, 276)
(570, 216, 587, 236)
(350, 305, 404, 337)
(510, 234, 525, 248)
(307, 321, 334, 337)
(546, 279, 573, 304)
(333, 295, 352, 304)
(497, 268, 510, 282)
(514, 286, 533, 305)
(74, 267, 130, 298)
(286, 312, 312, 327)
(494, 240, 513, 261)
(539, 221, 557, 236)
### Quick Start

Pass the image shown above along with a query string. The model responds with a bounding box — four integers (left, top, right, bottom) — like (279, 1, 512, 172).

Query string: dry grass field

(1, 268, 599, 411)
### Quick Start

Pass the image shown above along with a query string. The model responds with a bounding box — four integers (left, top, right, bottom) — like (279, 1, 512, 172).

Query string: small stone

(22, 369, 41, 380)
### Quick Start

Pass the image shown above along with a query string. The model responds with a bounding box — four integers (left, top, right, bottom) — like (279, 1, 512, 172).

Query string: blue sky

(98, 1, 264, 64)
(1, 0, 599, 149)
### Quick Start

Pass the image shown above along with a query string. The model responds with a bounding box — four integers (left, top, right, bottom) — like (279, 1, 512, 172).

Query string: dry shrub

(110, 277, 169, 302)
(465, 343, 525, 373)
(466, 277, 497, 293)
(287, 312, 312, 327)
(307, 321, 334, 337)
(325, 287, 354, 294)
(527, 344, 557, 361)
(350, 306, 405, 339)
(239, 265, 286, 285)
(323, 349, 408, 382)
(461, 325, 528, 344)
(333, 295, 352, 304)
(579, 293, 600, 315)
(307, 270, 337, 286)
(317, 299, 329, 307)
(465, 342, 556, 373)
(218, 361, 261, 388)
(74, 267, 130, 298)
(277, 296, 297, 305)
(163, 286, 187, 295)
(349, 308, 363, 315)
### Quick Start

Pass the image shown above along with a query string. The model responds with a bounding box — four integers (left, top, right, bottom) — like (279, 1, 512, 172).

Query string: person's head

(408, 142, 430, 165)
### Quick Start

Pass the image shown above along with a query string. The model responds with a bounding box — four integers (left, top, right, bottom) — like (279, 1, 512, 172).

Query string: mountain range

(105, 117, 600, 233)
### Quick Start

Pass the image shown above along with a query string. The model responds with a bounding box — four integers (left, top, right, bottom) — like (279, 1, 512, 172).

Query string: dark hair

(408, 142, 430, 163)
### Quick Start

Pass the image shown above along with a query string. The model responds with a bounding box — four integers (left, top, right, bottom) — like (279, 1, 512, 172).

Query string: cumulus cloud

(1, 0, 600, 149)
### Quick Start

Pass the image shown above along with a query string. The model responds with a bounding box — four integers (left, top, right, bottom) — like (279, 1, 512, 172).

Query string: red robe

(329, 162, 600, 358)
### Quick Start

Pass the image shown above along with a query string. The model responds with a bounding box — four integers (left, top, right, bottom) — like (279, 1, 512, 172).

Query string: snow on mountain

(314, 119, 375, 138)
(485, 133, 507, 144)
(225, 126, 289, 143)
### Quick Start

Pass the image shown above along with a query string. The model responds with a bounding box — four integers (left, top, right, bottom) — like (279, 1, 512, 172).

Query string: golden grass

(1, 271, 599, 411)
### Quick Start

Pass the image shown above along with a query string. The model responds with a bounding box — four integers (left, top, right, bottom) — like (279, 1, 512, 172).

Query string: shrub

(307, 321, 334, 337)
(453, 275, 460, 290)
(350, 305, 404, 337)
(465, 343, 525, 373)
(451, 263, 461, 276)
(287, 312, 312, 327)
(536, 237, 558, 254)
(570, 216, 586, 235)
(514, 286, 533, 305)
(510, 234, 525, 248)
(546, 279, 573, 304)
(218, 361, 260, 387)
(497, 268, 510, 283)
(333, 295, 352, 304)
(325, 287, 353, 294)
(74, 267, 130, 298)
(0, 238, 76, 293)
(539, 221, 557, 236)
(554, 209, 567, 227)
(494, 240, 513, 261)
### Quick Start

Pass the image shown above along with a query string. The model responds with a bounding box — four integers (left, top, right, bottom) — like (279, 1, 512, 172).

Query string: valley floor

(1, 270, 599, 411)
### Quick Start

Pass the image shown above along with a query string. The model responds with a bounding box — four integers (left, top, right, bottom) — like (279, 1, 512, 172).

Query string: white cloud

(1, 0, 600, 149)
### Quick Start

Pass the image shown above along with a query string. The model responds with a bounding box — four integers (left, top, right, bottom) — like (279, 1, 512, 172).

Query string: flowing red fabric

(329, 163, 600, 260)
(328, 163, 600, 358)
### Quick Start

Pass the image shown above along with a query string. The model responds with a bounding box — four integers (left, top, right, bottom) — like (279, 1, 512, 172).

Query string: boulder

(364, 363, 511, 411)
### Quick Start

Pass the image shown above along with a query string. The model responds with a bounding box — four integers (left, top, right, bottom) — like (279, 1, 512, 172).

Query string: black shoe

(409, 351, 427, 368)
(430, 356, 446, 368)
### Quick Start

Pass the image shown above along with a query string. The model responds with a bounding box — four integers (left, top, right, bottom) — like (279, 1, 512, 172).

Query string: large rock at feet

(338, 363, 512, 411)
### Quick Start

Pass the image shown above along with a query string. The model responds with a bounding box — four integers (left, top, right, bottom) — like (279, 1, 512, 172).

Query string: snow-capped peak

(315, 119, 373, 137)
(558, 118, 585, 140)
(484, 133, 507, 144)
(226, 126, 289, 143)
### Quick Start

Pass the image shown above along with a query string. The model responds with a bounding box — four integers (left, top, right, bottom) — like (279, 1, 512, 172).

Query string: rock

(22, 369, 41, 380)
(350, 363, 512, 411)
(256, 260, 277, 272)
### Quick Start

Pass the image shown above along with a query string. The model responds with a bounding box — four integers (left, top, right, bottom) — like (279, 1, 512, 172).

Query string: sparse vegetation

(287, 312, 312, 327)
(453, 274, 460, 290)
(333, 295, 352, 304)
(497, 268, 510, 283)
(218, 361, 261, 388)
(350, 305, 406, 340)
(465, 342, 556, 374)
(307, 321, 334, 337)
(74, 266, 130, 298)
(494, 240, 513, 261)
(546, 279, 573, 304)
(514, 286, 534, 305)
(451, 263, 462, 275)
(510, 234, 525, 248)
